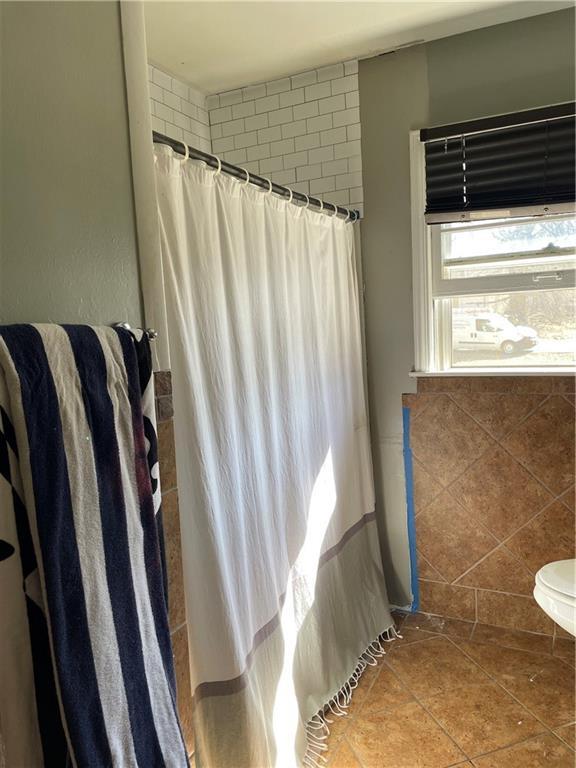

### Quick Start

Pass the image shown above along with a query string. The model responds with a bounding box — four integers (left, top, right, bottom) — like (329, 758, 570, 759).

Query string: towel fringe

(302, 624, 400, 766)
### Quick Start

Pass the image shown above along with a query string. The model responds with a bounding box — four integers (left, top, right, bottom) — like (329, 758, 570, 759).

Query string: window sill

(409, 368, 576, 377)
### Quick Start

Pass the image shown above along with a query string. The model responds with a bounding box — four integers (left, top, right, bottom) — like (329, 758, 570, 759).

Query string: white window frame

(409, 130, 576, 375)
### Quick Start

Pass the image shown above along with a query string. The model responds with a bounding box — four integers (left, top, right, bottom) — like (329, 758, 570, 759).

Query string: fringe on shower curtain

(0, 324, 188, 768)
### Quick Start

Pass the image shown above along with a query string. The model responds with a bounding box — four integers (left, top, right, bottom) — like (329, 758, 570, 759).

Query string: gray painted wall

(0, 1, 143, 326)
(359, 8, 575, 606)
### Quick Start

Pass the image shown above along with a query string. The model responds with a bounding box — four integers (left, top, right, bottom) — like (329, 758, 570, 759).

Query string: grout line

(442, 391, 559, 499)
(492, 393, 549, 443)
(405, 394, 437, 425)
(411, 457, 445, 513)
(451, 542, 513, 587)
(465, 731, 556, 764)
(327, 634, 431, 763)
(444, 636, 570, 741)
(496, 441, 566, 502)
(412, 398, 498, 493)
(497, 492, 572, 557)
(383, 651, 474, 762)
(343, 736, 366, 768)
(170, 620, 187, 636)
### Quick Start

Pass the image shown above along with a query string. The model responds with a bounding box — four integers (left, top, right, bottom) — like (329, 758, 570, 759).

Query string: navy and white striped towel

(0, 324, 188, 768)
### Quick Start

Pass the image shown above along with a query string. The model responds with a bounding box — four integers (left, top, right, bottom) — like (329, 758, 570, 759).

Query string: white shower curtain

(154, 146, 393, 768)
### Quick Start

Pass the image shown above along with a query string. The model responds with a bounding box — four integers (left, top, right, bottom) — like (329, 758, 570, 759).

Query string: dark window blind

(422, 103, 575, 222)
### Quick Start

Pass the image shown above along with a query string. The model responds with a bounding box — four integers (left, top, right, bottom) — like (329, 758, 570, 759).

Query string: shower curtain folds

(153, 145, 393, 767)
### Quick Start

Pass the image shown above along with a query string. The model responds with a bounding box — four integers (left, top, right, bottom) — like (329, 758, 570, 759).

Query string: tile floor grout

(443, 634, 572, 755)
(324, 613, 574, 767)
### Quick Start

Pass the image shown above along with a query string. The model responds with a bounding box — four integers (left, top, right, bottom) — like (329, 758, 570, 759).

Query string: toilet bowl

(533, 559, 576, 637)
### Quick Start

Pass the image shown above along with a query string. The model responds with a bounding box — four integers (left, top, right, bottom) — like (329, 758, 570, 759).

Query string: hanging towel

(0, 324, 188, 768)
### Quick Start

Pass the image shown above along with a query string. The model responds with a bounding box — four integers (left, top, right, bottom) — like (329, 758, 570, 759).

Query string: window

(410, 105, 576, 373)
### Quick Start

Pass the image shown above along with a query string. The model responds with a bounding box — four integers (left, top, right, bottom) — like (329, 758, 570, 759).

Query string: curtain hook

(303, 194, 310, 209)
(264, 178, 273, 195)
(178, 139, 189, 162)
(287, 188, 293, 204)
(345, 209, 351, 223)
(319, 199, 324, 213)
(238, 167, 250, 186)
(209, 155, 222, 176)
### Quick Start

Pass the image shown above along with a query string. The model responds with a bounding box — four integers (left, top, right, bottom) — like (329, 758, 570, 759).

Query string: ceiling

(144, 1, 571, 94)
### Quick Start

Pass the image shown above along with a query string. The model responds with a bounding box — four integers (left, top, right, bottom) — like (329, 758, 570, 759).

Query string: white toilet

(534, 559, 576, 637)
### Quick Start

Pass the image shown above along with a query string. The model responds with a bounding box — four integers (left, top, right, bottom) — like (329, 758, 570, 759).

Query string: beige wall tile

(154, 370, 172, 397)
(559, 485, 575, 511)
(505, 500, 575, 575)
(403, 612, 474, 640)
(456, 546, 534, 595)
(156, 396, 174, 422)
(402, 393, 436, 421)
(418, 580, 476, 621)
(451, 394, 544, 440)
(450, 447, 552, 541)
(476, 590, 554, 635)
(163, 490, 186, 630)
(417, 377, 473, 393)
(471, 623, 553, 655)
(417, 550, 446, 582)
(412, 460, 444, 512)
(171, 624, 195, 757)
(158, 419, 178, 492)
(501, 396, 575, 496)
(410, 395, 493, 487)
(416, 492, 497, 582)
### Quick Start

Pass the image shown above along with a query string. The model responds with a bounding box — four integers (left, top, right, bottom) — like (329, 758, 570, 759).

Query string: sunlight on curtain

(272, 449, 337, 767)
(153, 145, 393, 767)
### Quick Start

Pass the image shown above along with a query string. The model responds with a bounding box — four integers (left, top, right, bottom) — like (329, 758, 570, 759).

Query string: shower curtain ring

(303, 194, 310, 210)
(319, 199, 324, 213)
(287, 188, 293, 204)
(345, 210, 352, 223)
(238, 167, 250, 185)
(265, 178, 273, 195)
(178, 139, 189, 162)
(209, 155, 222, 176)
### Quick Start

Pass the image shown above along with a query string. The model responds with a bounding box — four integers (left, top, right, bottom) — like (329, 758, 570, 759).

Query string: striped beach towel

(0, 325, 188, 768)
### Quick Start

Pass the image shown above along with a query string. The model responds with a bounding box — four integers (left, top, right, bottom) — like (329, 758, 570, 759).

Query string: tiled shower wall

(154, 372, 194, 758)
(148, 65, 211, 153)
(404, 376, 575, 653)
(206, 62, 363, 214)
(147, 61, 363, 214)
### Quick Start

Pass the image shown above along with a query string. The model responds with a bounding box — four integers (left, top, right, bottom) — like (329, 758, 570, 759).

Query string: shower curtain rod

(153, 131, 360, 222)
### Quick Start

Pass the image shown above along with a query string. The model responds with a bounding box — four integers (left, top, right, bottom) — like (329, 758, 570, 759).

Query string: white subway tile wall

(147, 60, 363, 215)
(207, 61, 363, 214)
(148, 65, 211, 153)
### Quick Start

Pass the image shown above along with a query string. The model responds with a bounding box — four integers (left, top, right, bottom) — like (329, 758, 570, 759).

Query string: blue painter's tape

(402, 405, 419, 613)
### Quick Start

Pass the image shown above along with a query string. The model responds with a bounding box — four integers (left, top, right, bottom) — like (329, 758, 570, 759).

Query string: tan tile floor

(323, 613, 575, 768)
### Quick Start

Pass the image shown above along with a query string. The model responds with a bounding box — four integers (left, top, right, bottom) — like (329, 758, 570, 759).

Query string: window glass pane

(440, 215, 576, 279)
(446, 288, 576, 367)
